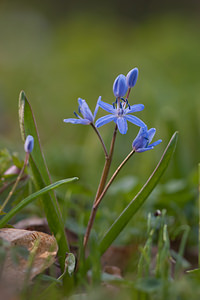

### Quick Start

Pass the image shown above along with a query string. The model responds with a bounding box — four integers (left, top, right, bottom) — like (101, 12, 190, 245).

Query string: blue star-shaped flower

(132, 126, 162, 152)
(95, 99, 146, 134)
(63, 97, 99, 125)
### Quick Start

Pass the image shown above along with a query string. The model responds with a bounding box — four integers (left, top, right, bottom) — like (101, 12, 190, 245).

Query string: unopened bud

(126, 68, 139, 88)
(113, 74, 128, 98)
(24, 135, 34, 153)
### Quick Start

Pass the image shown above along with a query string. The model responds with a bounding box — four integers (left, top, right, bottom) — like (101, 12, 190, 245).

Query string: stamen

(112, 102, 116, 109)
(78, 106, 81, 114)
(120, 102, 122, 109)
(74, 111, 79, 117)
(125, 99, 131, 109)
(120, 98, 126, 102)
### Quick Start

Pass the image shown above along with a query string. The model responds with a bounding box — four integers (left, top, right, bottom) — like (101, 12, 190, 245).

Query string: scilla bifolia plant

(64, 67, 162, 251)
(0, 67, 178, 293)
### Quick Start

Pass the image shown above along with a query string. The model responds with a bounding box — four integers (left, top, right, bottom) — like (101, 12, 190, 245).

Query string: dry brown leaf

(14, 217, 78, 245)
(0, 228, 58, 289)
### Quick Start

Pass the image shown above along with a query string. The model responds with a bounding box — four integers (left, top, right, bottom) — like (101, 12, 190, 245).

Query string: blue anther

(125, 99, 131, 109)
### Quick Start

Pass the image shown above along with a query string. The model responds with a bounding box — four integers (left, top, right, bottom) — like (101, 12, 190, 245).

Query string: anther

(125, 99, 131, 109)
(74, 111, 79, 117)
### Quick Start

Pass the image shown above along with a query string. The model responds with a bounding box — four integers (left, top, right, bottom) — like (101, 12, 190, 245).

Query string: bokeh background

(0, 0, 199, 243)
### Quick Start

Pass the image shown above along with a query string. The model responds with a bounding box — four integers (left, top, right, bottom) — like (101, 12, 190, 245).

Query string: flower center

(117, 107, 124, 116)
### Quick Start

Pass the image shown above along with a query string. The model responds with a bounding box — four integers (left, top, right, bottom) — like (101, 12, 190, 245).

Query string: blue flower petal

(64, 118, 90, 125)
(147, 128, 156, 143)
(98, 100, 115, 114)
(93, 96, 101, 119)
(137, 146, 154, 153)
(149, 139, 162, 147)
(125, 104, 144, 114)
(132, 127, 148, 149)
(125, 115, 146, 127)
(95, 114, 116, 128)
(78, 98, 94, 122)
(117, 117, 128, 134)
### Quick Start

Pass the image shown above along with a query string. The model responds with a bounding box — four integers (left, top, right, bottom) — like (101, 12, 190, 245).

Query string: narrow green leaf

(0, 178, 78, 228)
(18, 91, 72, 272)
(198, 163, 200, 267)
(99, 132, 178, 255)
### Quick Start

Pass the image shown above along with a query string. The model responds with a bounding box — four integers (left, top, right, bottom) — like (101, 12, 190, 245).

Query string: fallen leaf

(0, 228, 58, 288)
(14, 217, 78, 245)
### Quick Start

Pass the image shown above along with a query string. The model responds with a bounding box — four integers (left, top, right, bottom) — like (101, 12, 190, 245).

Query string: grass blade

(0, 177, 78, 228)
(99, 132, 178, 255)
(18, 91, 72, 272)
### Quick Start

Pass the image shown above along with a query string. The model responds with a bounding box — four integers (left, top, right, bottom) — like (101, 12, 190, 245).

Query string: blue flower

(24, 135, 34, 153)
(132, 126, 162, 152)
(95, 99, 146, 134)
(63, 97, 99, 125)
(126, 68, 139, 88)
(113, 74, 128, 98)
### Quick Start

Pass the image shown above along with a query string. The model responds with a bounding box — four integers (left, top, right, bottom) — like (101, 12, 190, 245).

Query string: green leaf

(18, 91, 74, 274)
(0, 178, 78, 228)
(99, 132, 178, 255)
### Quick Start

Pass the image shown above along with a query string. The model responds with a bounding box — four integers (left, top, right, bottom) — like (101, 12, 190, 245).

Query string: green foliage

(18, 91, 74, 273)
(99, 132, 178, 255)
(0, 7, 199, 299)
(0, 178, 78, 228)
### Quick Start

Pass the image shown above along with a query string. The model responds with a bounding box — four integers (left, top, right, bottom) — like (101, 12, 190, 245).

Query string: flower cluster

(64, 67, 162, 152)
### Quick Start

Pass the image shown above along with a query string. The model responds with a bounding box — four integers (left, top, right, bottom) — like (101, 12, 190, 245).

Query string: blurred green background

(0, 0, 199, 243)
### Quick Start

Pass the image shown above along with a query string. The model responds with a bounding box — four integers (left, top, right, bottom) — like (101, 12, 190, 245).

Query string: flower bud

(113, 74, 128, 98)
(24, 135, 34, 153)
(126, 68, 139, 88)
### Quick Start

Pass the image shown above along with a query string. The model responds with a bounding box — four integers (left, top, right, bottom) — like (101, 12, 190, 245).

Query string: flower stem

(94, 149, 135, 208)
(94, 124, 118, 204)
(83, 125, 118, 249)
(91, 123, 108, 158)
(126, 88, 131, 100)
(0, 152, 29, 214)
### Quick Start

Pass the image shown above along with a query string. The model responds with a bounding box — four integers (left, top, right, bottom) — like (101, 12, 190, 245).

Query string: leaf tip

(19, 90, 26, 101)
